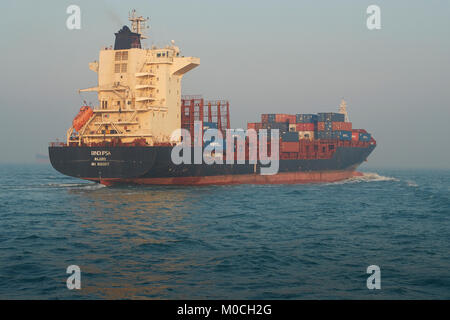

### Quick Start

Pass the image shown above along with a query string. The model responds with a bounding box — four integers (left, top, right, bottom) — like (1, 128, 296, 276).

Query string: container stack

(246, 111, 369, 151)
(316, 112, 353, 141)
(250, 113, 316, 141)
(295, 114, 316, 142)
(351, 129, 372, 142)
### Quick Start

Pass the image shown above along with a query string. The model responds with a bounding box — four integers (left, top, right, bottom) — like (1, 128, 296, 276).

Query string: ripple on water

(0, 165, 449, 299)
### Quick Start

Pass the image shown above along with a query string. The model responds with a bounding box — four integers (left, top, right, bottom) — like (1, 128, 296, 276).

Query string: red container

(286, 115, 296, 124)
(332, 122, 352, 131)
(296, 123, 315, 131)
(274, 114, 285, 123)
(248, 123, 263, 130)
(351, 131, 359, 141)
(270, 114, 295, 123)
(317, 122, 325, 131)
(332, 122, 342, 130)
(343, 122, 352, 131)
(280, 141, 299, 152)
(261, 114, 269, 123)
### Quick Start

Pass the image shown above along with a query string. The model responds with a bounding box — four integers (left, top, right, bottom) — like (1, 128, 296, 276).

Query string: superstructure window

(114, 64, 120, 73)
(121, 51, 128, 60)
(121, 63, 127, 72)
(115, 52, 121, 61)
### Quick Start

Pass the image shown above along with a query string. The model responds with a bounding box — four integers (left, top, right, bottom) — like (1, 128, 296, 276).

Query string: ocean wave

(47, 182, 106, 190)
(406, 180, 419, 187)
(329, 172, 399, 185)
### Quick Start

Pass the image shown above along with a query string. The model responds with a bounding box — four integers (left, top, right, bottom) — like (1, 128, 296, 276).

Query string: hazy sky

(0, 0, 449, 168)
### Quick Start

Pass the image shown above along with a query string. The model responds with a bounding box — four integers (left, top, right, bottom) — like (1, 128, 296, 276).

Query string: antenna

(129, 9, 150, 39)
(339, 98, 349, 122)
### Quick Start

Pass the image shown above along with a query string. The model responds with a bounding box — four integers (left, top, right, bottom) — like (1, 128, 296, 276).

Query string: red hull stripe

(87, 170, 363, 186)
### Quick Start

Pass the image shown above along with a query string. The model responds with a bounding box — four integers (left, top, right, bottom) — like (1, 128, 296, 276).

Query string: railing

(181, 94, 203, 100)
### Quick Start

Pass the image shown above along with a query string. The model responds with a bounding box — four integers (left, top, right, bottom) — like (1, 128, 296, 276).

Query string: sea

(0, 163, 448, 299)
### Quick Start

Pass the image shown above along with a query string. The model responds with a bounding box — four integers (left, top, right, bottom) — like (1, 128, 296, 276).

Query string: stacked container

(315, 112, 356, 141)
(296, 114, 318, 123)
(359, 133, 371, 142)
(249, 111, 367, 145)
(317, 113, 345, 122)
(351, 129, 372, 142)
(281, 132, 299, 142)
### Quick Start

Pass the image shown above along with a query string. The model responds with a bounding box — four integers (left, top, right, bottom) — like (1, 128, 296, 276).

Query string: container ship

(49, 11, 376, 186)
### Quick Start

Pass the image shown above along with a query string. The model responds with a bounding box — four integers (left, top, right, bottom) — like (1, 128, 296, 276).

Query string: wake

(47, 182, 106, 190)
(331, 172, 399, 185)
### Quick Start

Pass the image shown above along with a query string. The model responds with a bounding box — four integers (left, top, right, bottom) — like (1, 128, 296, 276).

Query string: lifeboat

(72, 106, 93, 132)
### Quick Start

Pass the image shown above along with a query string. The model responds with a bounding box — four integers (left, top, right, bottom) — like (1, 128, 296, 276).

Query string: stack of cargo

(315, 112, 353, 141)
(261, 114, 296, 124)
(295, 113, 316, 141)
(246, 111, 369, 154)
(351, 129, 372, 142)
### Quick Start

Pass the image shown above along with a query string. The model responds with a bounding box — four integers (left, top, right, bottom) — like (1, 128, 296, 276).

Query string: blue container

(261, 122, 289, 132)
(338, 130, 352, 141)
(261, 114, 276, 123)
(281, 131, 299, 142)
(204, 138, 226, 151)
(359, 133, 371, 142)
(296, 114, 318, 123)
(317, 130, 339, 140)
(203, 122, 218, 130)
(317, 112, 345, 122)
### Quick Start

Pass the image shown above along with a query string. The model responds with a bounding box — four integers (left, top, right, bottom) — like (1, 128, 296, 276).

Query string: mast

(129, 9, 149, 39)
(339, 98, 349, 122)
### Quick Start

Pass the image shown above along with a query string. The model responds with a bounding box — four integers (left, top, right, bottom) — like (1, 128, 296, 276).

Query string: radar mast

(339, 98, 349, 122)
(129, 9, 149, 39)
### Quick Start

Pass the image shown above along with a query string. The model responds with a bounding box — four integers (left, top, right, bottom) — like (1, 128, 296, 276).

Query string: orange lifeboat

(72, 106, 93, 132)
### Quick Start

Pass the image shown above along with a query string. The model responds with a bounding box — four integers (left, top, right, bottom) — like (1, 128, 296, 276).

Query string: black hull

(49, 145, 375, 184)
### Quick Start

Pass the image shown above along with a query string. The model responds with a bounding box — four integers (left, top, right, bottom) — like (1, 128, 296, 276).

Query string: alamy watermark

(366, 5, 381, 30)
(366, 265, 381, 290)
(66, 5, 81, 30)
(66, 265, 81, 290)
(65, 5, 381, 32)
(170, 121, 280, 175)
